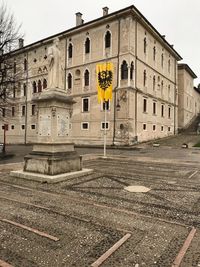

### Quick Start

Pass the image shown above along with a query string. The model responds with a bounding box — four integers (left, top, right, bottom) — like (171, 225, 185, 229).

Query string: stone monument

(11, 38, 92, 183)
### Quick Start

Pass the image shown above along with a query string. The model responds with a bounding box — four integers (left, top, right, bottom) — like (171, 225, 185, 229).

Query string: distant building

(178, 64, 199, 130)
(2, 5, 197, 145)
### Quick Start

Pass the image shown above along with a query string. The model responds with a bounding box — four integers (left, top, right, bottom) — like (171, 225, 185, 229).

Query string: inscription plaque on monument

(39, 114, 51, 136)
(57, 112, 69, 136)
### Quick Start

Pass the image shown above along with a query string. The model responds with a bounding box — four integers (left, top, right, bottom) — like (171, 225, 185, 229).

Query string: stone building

(0, 5, 186, 145)
(178, 64, 200, 130)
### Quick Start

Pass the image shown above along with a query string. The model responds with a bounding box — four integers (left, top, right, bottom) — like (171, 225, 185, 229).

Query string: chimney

(103, 7, 109, 16)
(19, 38, 24, 48)
(76, 12, 83, 26)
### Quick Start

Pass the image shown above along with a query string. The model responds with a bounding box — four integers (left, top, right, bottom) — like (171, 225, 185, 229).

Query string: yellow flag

(96, 62, 113, 103)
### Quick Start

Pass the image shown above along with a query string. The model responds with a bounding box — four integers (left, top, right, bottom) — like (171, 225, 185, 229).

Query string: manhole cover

(124, 185, 151, 193)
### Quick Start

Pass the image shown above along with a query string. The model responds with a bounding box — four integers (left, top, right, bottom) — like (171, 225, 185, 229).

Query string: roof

(178, 64, 197, 79)
(11, 5, 182, 60)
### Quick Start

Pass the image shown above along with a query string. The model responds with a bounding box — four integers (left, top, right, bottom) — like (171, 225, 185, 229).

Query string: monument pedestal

(10, 88, 93, 183)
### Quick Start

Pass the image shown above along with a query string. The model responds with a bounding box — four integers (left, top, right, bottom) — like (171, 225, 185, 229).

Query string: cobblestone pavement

(0, 148, 200, 266)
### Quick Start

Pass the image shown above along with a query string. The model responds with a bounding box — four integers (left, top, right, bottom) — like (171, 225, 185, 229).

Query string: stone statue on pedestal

(48, 38, 63, 88)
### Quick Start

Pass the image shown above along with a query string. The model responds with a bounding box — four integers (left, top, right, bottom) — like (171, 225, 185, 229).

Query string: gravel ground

(0, 150, 200, 267)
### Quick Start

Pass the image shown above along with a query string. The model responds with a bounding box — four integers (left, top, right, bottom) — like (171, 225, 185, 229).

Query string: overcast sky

(3, 0, 200, 85)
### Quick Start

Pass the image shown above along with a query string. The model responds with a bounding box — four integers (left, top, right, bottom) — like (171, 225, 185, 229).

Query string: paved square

(0, 152, 200, 266)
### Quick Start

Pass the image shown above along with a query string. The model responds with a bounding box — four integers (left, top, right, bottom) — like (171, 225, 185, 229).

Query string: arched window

(84, 70, 90, 86)
(67, 73, 72, 89)
(130, 62, 134, 80)
(38, 80, 42, 92)
(144, 37, 147, 54)
(68, 43, 73, 58)
(121, 60, 128, 80)
(33, 81, 37, 93)
(143, 70, 147, 86)
(43, 79, 47, 89)
(85, 38, 90, 54)
(105, 31, 111, 48)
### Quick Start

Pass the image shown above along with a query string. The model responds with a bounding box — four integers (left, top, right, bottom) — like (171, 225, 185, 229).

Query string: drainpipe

(174, 61, 177, 135)
(135, 19, 138, 140)
(24, 53, 29, 144)
(64, 38, 67, 90)
(112, 17, 121, 145)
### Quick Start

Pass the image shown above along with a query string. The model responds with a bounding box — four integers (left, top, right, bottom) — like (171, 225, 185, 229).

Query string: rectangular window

(168, 107, 171, 118)
(168, 127, 171, 132)
(161, 104, 164, 117)
(11, 125, 15, 130)
(31, 125, 36, 130)
(161, 126, 164, 132)
(2, 125, 4, 130)
(101, 122, 109, 130)
(153, 125, 156, 131)
(21, 125, 25, 130)
(2, 108, 5, 117)
(143, 98, 147, 113)
(82, 97, 89, 112)
(22, 105, 26, 116)
(23, 84, 27, 96)
(153, 102, 156, 115)
(12, 107, 15, 117)
(13, 88, 16, 98)
(32, 104, 36, 116)
(143, 124, 146, 130)
(102, 100, 110, 111)
(81, 122, 89, 130)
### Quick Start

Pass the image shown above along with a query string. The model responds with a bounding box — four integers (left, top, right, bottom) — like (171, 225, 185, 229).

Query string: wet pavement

(0, 134, 200, 266)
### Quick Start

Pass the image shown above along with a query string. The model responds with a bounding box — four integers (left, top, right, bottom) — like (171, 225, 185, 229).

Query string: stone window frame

(101, 100, 110, 111)
(67, 72, 73, 90)
(144, 37, 147, 54)
(143, 98, 147, 113)
(105, 30, 111, 49)
(143, 123, 147, 131)
(81, 122, 89, 130)
(121, 60, 128, 80)
(101, 121, 109, 130)
(82, 97, 90, 113)
(85, 37, 91, 54)
(22, 105, 26, 116)
(153, 101, 157, 115)
(11, 106, 15, 117)
(31, 104, 36, 116)
(68, 42, 73, 59)
(130, 61, 134, 80)
(32, 81, 37, 93)
(161, 104, 164, 117)
(84, 69, 90, 87)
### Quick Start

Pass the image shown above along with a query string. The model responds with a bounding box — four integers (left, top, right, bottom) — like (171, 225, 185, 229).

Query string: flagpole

(103, 102, 107, 158)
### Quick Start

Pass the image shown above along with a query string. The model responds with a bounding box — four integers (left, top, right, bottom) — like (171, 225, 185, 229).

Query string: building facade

(0, 5, 187, 145)
(178, 64, 200, 130)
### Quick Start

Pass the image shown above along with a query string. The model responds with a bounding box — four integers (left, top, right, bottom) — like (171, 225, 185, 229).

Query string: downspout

(112, 17, 120, 145)
(24, 53, 28, 144)
(174, 61, 177, 135)
(64, 37, 67, 90)
(135, 19, 138, 141)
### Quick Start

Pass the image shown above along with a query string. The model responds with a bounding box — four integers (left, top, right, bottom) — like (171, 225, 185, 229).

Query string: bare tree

(0, 3, 23, 119)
